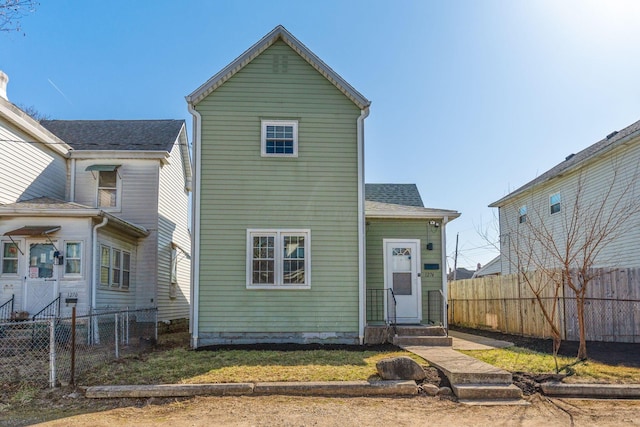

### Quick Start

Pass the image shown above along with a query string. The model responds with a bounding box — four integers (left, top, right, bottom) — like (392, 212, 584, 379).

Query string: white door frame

(383, 238, 421, 324)
(23, 239, 59, 313)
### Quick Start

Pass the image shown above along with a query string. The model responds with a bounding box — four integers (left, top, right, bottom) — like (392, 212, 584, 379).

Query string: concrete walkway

(449, 330, 514, 351)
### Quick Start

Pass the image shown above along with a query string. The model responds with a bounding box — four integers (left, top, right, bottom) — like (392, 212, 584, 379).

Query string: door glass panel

(393, 272, 412, 295)
(29, 243, 54, 279)
(392, 247, 411, 271)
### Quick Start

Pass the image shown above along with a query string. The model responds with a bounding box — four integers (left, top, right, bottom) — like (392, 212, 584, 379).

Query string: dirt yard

(4, 393, 639, 426)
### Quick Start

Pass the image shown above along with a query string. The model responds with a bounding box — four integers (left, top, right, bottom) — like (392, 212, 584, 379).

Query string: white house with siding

(490, 118, 640, 274)
(0, 71, 192, 325)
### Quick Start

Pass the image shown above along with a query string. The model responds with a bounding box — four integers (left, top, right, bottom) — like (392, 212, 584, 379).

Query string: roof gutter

(357, 106, 370, 345)
(187, 100, 202, 349)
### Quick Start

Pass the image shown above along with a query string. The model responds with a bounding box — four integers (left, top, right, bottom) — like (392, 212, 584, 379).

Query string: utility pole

(453, 233, 459, 281)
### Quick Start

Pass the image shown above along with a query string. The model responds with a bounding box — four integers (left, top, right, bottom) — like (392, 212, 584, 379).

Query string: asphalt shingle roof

(40, 120, 184, 151)
(490, 118, 640, 207)
(365, 184, 424, 207)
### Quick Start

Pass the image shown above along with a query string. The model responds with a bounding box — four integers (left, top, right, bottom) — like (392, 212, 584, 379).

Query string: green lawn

(460, 347, 640, 383)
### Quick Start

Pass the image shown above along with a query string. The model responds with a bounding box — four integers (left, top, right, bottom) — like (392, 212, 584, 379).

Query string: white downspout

(187, 102, 201, 349)
(440, 216, 449, 332)
(70, 158, 76, 202)
(357, 107, 370, 344)
(92, 216, 108, 310)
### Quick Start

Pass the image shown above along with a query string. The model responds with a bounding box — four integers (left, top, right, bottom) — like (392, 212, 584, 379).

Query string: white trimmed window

(1, 241, 19, 275)
(550, 193, 561, 215)
(247, 229, 310, 289)
(64, 242, 82, 276)
(99, 244, 131, 290)
(518, 205, 527, 224)
(261, 120, 298, 157)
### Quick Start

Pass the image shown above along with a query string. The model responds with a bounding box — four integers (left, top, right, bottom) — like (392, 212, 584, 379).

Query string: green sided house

(187, 25, 459, 347)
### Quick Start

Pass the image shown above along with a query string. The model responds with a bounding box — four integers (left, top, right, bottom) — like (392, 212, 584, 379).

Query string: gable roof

(365, 184, 424, 207)
(186, 25, 370, 110)
(490, 118, 640, 207)
(40, 120, 185, 152)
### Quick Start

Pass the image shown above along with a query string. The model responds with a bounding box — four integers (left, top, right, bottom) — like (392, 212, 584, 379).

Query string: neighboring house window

(518, 205, 527, 224)
(64, 242, 82, 276)
(261, 120, 298, 157)
(247, 229, 310, 288)
(100, 244, 130, 290)
(1, 242, 19, 275)
(170, 245, 178, 284)
(98, 170, 118, 208)
(550, 193, 561, 215)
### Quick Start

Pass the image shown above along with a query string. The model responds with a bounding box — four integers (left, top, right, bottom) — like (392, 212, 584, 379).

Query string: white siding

(498, 138, 640, 272)
(0, 120, 66, 204)
(73, 158, 160, 311)
(157, 133, 191, 322)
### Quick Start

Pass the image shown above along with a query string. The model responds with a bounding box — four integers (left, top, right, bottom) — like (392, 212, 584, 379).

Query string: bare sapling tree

(510, 160, 640, 361)
(0, 0, 38, 33)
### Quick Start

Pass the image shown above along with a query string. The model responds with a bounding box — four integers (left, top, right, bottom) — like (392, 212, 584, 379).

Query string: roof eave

(489, 127, 640, 208)
(366, 211, 461, 220)
(186, 25, 370, 110)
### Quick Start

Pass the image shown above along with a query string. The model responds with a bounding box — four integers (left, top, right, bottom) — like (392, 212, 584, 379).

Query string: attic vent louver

(606, 131, 618, 140)
(565, 154, 575, 161)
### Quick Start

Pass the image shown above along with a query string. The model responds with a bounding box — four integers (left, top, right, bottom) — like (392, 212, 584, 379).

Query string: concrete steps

(402, 345, 526, 405)
(392, 325, 452, 346)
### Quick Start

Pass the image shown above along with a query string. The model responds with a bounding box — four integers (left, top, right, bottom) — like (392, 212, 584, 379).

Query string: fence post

(115, 313, 119, 359)
(49, 319, 56, 388)
(125, 308, 129, 345)
(70, 306, 76, 385)
(154, 309, 158, 342)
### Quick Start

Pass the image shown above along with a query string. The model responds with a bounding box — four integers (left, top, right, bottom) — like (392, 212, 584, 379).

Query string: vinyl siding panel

(195, 41, 361, 337)
(73, 158, 160, 311)
(0, 121, 66, 204)
(365, 218, 443, 321)
(498, 138, 640, 272)
(157, 135, 191, 322)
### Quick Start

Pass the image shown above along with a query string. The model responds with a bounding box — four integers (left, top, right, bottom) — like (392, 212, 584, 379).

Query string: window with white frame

(247, 229, 310, 288)
(98, 170, 119, 208)
(550, 193, 561, 215)
(518, 205, 527, 224)
(261, 120, 298, 157)
(64, 242, 82, 276)
(1, 242, 19, 275)
(99, 244, 131, 290)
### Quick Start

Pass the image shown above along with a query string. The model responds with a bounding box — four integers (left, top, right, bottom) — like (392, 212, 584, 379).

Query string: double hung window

(100, 244, 131, 290)
(518, 205, 527, 224)
(247, 229, 310, 288)
(64, 242, 82, 276)
(1, 242, 19, 275)
(98, 170, 118, 208)
(550, 193, 561, 215)
(261, 120, 298, 157)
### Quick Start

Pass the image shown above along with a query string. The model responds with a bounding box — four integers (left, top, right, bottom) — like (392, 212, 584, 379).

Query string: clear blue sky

(2, 0, 640, 270)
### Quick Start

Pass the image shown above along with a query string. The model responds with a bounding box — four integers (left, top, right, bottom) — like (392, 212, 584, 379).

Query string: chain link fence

(0, 307, 157, 387)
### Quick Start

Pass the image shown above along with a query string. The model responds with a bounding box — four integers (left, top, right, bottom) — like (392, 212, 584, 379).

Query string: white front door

(24, 241, 58, 314)
(384, 239, 421, 324)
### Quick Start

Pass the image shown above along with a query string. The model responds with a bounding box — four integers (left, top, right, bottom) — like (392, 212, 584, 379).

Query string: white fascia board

(186, 25, 370, 110)
(177, 123, 193, 192)
(69, 150, 169, 160)
(366, 211, 461, 220)
(0, 208, 101, 217)
(0, 98, 71, 157)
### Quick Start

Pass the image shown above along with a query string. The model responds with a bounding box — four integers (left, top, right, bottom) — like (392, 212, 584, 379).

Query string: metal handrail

(0, 294, 14, 321)
(32, 293, 61, 321)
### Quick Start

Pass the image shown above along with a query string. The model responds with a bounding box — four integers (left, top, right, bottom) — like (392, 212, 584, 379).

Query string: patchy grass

(460, 347, 640, 383)
(81, 346, 428, 385)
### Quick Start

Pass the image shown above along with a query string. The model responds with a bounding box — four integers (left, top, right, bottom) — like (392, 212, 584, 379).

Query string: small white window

(550, 193, 561, 215)
(261, 120, 298, 157)
(1, 242, 19, 275)
(98, 170, 119, 208)
(247, 229, 310, 289)
(64, 242, 82, 276)
(100, 245, 110, 286)
(518, 205, 527, 224)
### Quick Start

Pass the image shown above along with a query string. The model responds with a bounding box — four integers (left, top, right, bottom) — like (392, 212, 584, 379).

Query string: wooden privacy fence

(449, 268, 640, 343)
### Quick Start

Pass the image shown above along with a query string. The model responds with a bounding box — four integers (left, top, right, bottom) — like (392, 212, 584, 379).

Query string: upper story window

(550, 193, 561, 215)
(86, 165, 121, 209)
(1, 242, 19, 275)
(261, 120, 298, 157)
(98, 170, 118, 207)
(518, 205, 527, 224)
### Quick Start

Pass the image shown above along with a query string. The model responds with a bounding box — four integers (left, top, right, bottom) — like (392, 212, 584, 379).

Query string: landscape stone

(376, 356, 426, 380)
